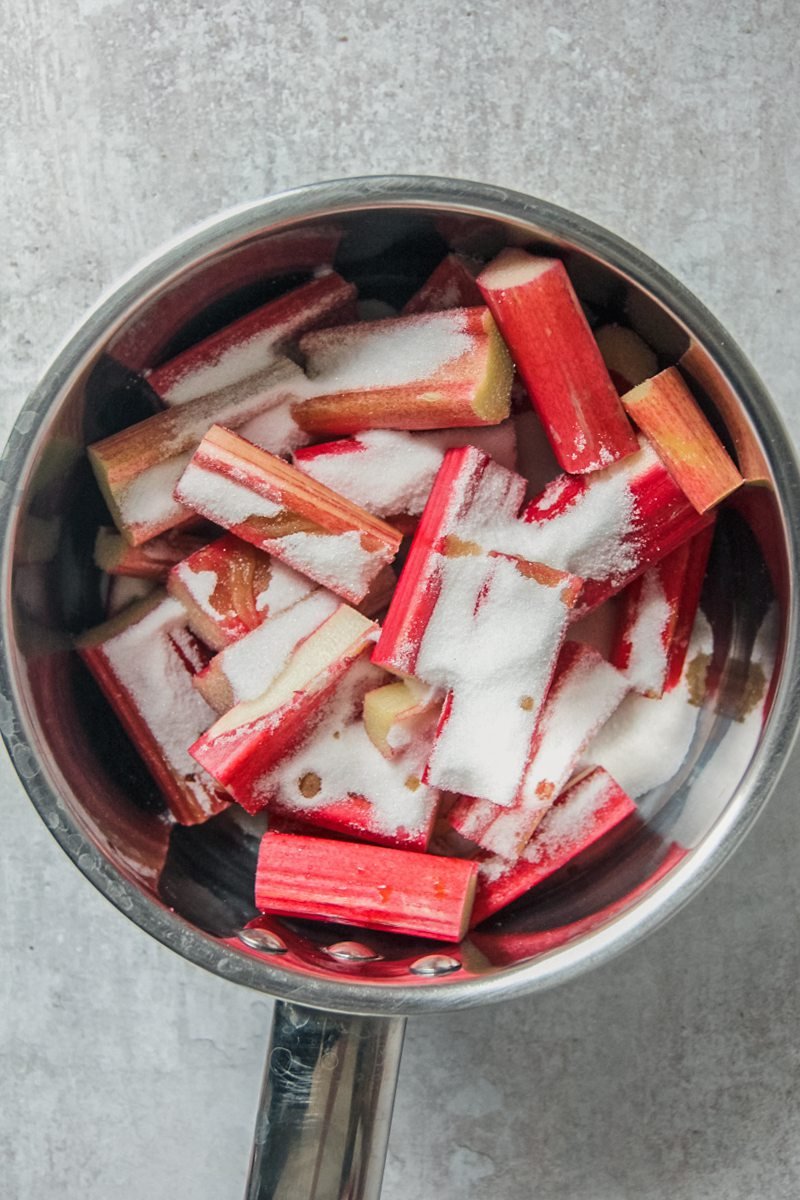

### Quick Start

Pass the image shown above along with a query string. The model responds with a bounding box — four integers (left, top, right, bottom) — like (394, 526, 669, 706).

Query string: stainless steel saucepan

(2, 176, 799, 1199)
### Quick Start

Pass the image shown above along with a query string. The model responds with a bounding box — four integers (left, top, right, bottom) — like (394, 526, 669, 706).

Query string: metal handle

(246, 1000, 407, 1200)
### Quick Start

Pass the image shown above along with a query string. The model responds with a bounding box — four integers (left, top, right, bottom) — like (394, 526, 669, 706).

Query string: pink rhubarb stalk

(255, 830, 478, 941)
(148, 272, 357, 407)
(77, 594, 229, 825)
(174, 425, 402, 604)
(477, 249, 639, 473)
(469, 768, 638, 925)
(292, 306, 514, 434)
(402, 253, 483, 314)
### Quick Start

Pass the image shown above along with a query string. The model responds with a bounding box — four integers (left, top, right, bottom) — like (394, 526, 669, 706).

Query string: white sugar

(158, 328, 290, 407)
(239, 402, 311, 456)
(420, 553, 572, 805)
(119, 451, 192, 530)
(176, 567, 221, 619)
(295, 423, 518, 519)
(277, 528, 390, 601)
(303, 309, 474, 392)
(523, 770, 617, 864)
(212, 590, 339, 705)
(176, 460, 283, 523)
(256, 656, 438, 839)
(256, 560, 316, 615)
(102, 596, 220, 779)
(473, 445, 645, 587)
(581, 615, 711, 799)
(621, 568, 671, 694)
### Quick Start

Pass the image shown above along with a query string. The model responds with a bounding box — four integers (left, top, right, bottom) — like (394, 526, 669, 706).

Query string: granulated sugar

(419, 553, 576, 805)
(239, 402, 311, 456)
(302, 309, 475, 392)
(120, 452, 192, 530)
(256, 655, 439, 840)
(211, 590, 340, 705)
(277, 529, 390, 601)
(176, 566, 222, 619)
(619, 567, 672, 694)
(294, 423, 518, 518)
(255, 560, 317, 614)
(102, 597, 220, 780)
(175, 460, 284, 524)
(582, 613, 712, 797)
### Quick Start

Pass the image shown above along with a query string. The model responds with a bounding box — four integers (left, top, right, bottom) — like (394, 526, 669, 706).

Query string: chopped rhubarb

(449, 643, 629, 856)
(611, 523, 714, 697)
(293, 423, 517, 521)
(189, 605, 377, 805)
(252, 653, 440, 849)
(419, 553, 583, 805)
(174, 425, 402, 604)
(292, 307, 514, 433)
(621, 367, 744, 513)
(477, 249, 638, 473)
(148, 272, 357, 407)
(402, 253, 483, 315)
(94, 526, 209, 580)
(255, 830, 478, 942)
(469, 768, 637, 925)
(77, 594, 229, 825)
(374, 445, 528, 677)
(88, 356, 307, 544)
(167, 533, 316, 651)
(193, 588, 340, 712)
(594, 324, 659, 394)
(108, 224, 345, 372)
(375, 441, 712, 680)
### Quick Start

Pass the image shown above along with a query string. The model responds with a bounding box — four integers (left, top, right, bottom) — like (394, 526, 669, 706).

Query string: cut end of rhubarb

(622, 368, 744, 513)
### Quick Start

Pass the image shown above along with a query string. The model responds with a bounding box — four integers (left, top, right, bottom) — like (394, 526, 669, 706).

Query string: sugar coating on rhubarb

(253, 654, 440, 846)
(418, 553, 580, 806)
(294, 424, 517, 519)
(198, 589, 340, 710)
(177, 460, 285, 524)
(119, 453, 193, 531)
(275, 529, 390, 600)
(238, 403, 311, 456)
(581, 611, 713, 798)
(302, 310, 477, 392)
(82, 596, 226, 821)
(617, 568, 673, 695)
(476, 767, 635, 896)
(452, 644, 629, 858)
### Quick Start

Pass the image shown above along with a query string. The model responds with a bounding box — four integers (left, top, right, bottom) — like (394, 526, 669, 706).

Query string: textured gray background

(2, 1, 800, 1197)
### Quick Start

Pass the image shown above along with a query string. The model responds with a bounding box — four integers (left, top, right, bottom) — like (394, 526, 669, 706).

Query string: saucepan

(2, 176, 799, 1199)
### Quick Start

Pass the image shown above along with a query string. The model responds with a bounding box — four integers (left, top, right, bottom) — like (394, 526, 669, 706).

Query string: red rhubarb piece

(255, 830, 478, 942)
(293, 422, 517, 522)
(292, 307, 514, 434)
(611, 523, 715, 697)
(94, 526, 209, 580)
(253, 654, 440, 850)
(109, 224, 345, 372)
(402, 253, 483, 315)
(477, 249, 639, 473)
(167, 533, 317, 651)
(449, 642, 629, 856)
(148, 272, 357, 407)
(189, 605, 377, 806)
(621, 367, 744, 513)
(88, 356, 307, 545)
(374, 445, 527, 677)
(419, 552, 583, 806)
(77, 594, 229, 825)
(174, 425, 402, 604)
(470, 767, 637, 925)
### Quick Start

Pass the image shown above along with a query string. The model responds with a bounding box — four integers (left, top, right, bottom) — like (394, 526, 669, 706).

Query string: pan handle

(246, 1000, 407, 1199)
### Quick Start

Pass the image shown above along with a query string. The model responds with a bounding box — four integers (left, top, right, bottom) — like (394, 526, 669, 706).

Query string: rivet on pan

(238, 928, 288, 954)
(409, 954, 461, 976)
(324, 941, 382, 962)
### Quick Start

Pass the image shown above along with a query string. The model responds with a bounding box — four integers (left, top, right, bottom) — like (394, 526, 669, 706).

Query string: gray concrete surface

(2, 1, 799, 1196)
